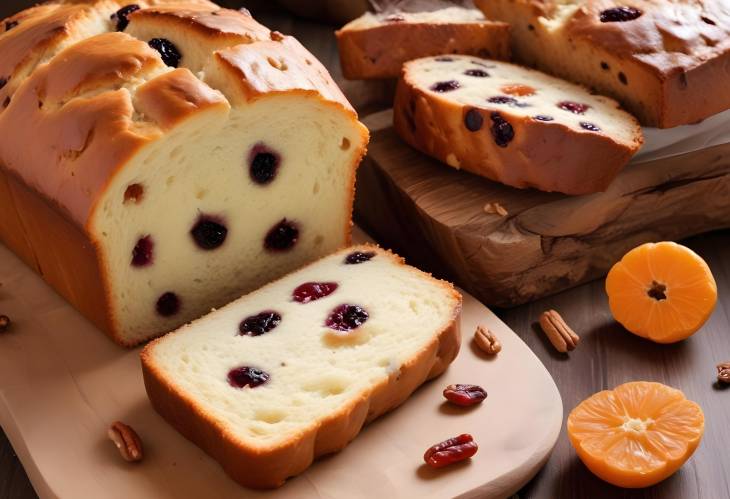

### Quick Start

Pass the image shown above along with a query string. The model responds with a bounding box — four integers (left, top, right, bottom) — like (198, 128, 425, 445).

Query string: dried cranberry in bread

(336, 0, 510, 79)
(394, 56, 643, 194)
(476, 0, 730, 128)
(141, 245, 462, 489)
(0, 1, 368, 346)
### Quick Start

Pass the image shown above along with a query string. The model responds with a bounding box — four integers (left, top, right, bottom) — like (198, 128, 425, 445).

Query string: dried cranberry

(227, 367, 270, 388)
(344, 251, 376, 264)
(490, 112, 514, 148)
(148, 38, 181, 68)
(534, 115, 554, 121)
(264, 219, 299, 251)
(488, 95, 518, 106)
(111, 4, 140, 31)
(599, 6, 643, 23)
(434, 57, 454, 62)
(293, 282, 338, 304)
(325, 304, 369, 331)
(558, 101, 590, 114)
(580, 121, 602, 132)
(156, 292, 180, 317)
(423, 434, 478, 468)
(5, 20, 18, 31)
(131, 235, 154, 267)
(191, 216, 227, 250)
(464, 108, 483, 132)
(249, 144, 280, 185)
(239, 311, 282, 336)
(430, 80, 460, 93)
(464, 69, 489, 77)
(443, 384, 488, 406)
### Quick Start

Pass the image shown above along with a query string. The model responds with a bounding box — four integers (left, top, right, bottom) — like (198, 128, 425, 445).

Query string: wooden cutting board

(0, 229, 562, 499)
(355, 110, 730, 308)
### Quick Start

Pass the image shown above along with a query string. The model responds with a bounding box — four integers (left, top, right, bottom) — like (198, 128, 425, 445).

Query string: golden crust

(337, 18, 511, 80)
(141, 245, 462, 489)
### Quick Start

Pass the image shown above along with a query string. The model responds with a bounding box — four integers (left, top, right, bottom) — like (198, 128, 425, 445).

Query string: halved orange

(567, 381, 704, 488)
(605, 241, 717, 343)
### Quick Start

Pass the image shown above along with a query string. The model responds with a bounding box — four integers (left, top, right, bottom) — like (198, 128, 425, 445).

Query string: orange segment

(605, 242, 717, 343)
(568, 381, 704, 488)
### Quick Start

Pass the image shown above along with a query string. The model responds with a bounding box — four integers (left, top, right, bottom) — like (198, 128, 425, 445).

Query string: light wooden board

(0, 230, 561, 499)
(355, 110, 730, 308)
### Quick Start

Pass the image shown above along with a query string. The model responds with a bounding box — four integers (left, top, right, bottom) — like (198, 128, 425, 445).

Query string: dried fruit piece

(580, 122, 602, 132)
(464, 108, 483, 132)
(474, 325, 501, 354)
(344, 250, 376, 264)
(325, 304, 368, 331)
(600, 6, 643, 23)
(490, 112, 514, 147)
(131, 235, 153, 267)
(443, 384, 487, 406)
(292, 282, 338, 303)
(191, 216, 228, 250)
(430, 80, 460, 93)
(0, 315, 10, 333)
(249, 143, 280, 185)
(558, 101, 589, 114)
(265, 219, 299, 251)
(156, 292, 180, 317)
(239, 311, 282, 336)
(148, 38, 181, 68)
(228, 366, 270, 388)
(539, 310, 579, 353)
(111, 4, 140, 31)
(424, 434, 478, 468)
(606, 242, 717, 343)
(568, 381, 703, 488)
(501, 83, 535, 96)
(717, 362, 730, 384)
(108, 421, 143, 463)
(464, 69, 489, 77)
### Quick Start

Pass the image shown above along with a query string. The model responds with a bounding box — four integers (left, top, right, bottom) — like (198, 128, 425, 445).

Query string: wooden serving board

(0, 229, 561, 499)
(355, 110, 730, 308)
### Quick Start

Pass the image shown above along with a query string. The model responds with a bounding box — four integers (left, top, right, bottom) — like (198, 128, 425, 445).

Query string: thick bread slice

(394, 55, 643, 195)
(0, 1, 368, 346)
(476, 0, 730, 128)
(141, 245, 462, 489)
(336, 0, 510, 79)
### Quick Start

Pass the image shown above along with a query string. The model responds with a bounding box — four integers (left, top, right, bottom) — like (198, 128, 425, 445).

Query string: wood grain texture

(1, 2, 729, 499)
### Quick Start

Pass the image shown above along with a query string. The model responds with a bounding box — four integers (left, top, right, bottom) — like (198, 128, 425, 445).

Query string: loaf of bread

(142, 245, 462, 489)
(476, 0, 730, 128)
(0, 1, 369, 346)
(393, 56, 643, 195)
(336, 0, 510, 79)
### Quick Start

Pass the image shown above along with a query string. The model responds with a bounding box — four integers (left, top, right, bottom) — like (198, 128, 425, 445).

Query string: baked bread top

(0, 1, 358, 228)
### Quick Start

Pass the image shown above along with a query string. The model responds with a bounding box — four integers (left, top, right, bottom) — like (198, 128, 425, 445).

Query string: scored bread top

(0, 0, 363, 229)
(482, 0, 730, 78)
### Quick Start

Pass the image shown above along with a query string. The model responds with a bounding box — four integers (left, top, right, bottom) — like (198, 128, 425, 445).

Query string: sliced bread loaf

(394, 55, 643, 194)
(336, 0, 510, 79)
(141, 245, 462, 488)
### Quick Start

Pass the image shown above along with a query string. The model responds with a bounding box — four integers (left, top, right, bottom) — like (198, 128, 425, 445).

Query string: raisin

(249, 144, 280, 185)
(264, 219, 299, 251)
(227, 367, 269, 388)
(534, 115, 554, 121)
(111, 4, 140, 31)
(345, 251, 376, 264)
(488, 96, 518, 106)
(190, 217, 228, 250)
(423, 434, 478, 468)
(443, 384, 488, 406)
(131, 235, 154, 267)
(464, 108, 483, 132)
(464, 69, 489, 77)
(239, 311, 282, 336)
(430, 80, 460, 93)
(325, 304, 369, 331)
(292, 282, 338, 304)
(156, 292, 180, 317)
(599, 6, 643, 23)
(148, 38, 181, 68)
(580, 121, 601, 132)
(490, 112, 514, 147)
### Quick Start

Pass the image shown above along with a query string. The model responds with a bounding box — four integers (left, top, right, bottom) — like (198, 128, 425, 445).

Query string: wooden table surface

(1, 2, 729, 498)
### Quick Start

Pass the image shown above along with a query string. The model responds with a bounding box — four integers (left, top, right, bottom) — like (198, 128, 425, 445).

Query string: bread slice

(0, 2, 368, 346)
(475, 0, 730, 128)
(141, 245, 462, 489)
(394, 55, 643, 195)
(336, 0, 510, 79)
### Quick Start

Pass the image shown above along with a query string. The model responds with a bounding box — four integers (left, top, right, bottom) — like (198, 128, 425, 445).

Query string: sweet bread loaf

(142, 245, 462, 488)
(393, 56, 643, 194)
(0, 1, 369, 346)
(336, 0, 510, 79)
(476, 0, 730, 128)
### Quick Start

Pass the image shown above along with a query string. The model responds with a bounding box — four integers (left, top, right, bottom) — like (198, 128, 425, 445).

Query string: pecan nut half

(717, 362, 730, 384)
(108, 421, 143, 463)
(474, 325, 501, 354)
(539, 310, 579, 353)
